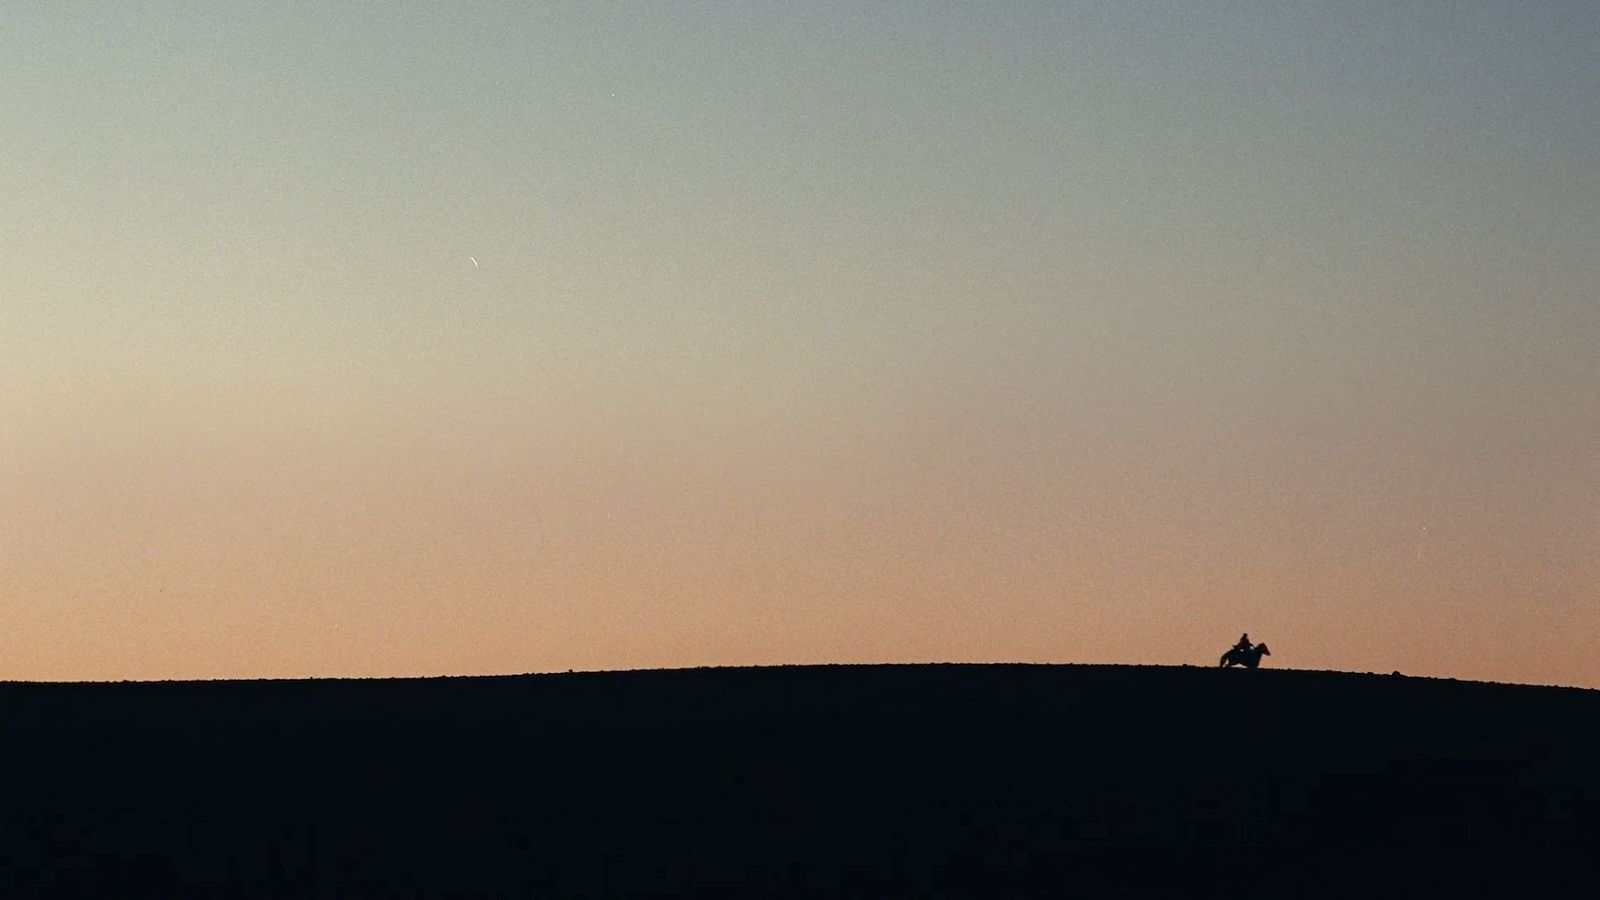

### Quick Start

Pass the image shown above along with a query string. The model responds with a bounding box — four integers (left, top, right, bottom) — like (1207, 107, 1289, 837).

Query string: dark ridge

(3, 664, 1596, 897)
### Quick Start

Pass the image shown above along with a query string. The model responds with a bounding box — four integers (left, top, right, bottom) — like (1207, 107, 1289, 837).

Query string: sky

(3, 3, 1596, 685)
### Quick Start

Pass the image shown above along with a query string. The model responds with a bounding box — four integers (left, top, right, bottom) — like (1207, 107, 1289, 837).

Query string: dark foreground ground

(2, 664, 1598, 898)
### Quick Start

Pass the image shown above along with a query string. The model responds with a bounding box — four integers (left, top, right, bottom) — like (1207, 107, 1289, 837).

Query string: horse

(1219, 643, 1271, 669)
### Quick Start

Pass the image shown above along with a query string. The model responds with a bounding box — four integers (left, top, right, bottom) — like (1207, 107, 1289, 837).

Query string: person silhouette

(1233, 633, 1252, 656)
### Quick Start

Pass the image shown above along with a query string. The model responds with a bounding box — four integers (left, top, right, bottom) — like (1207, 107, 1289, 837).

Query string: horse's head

(1257, 643, 1270, 656)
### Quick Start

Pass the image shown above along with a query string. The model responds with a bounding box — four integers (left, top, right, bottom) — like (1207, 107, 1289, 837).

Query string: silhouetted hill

(3, 664, 1597, 897)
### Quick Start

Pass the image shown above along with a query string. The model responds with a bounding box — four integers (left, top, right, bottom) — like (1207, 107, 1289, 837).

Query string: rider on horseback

(1221, 633, 1269, 668)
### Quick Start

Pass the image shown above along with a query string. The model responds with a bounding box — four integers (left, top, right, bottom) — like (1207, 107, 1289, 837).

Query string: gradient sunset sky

(4, 4, 1596, 685)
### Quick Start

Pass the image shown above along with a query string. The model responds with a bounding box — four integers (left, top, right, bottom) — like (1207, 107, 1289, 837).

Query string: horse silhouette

(1219, 643, 1271, 669)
